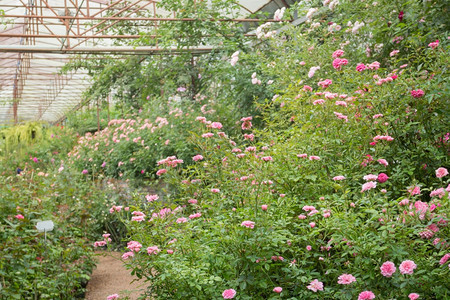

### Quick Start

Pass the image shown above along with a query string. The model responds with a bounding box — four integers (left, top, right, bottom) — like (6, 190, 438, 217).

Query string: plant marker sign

(36, 220, 54, 240)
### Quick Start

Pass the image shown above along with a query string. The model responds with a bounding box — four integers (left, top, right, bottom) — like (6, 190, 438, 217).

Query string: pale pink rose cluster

(202, 132, 214, 138)
(333, 58, 348, 70)
(127, 241, 142, 252)
(146, 194, 159, 202)
(318, 79, 332, 89)
(241, 220, 255, 229)
(273, 7, 285, 21)
(313, 99, 325, 105)
(131, 211, 146, 222)
(334, 112, 348, 122)
(192, 154, 204, 162)
(109, 205, 124, 213)
(332, 49, 344, 58)
(251, 72, 262, 85)
(373, 135, 394, 141)
(361, 181, 377, 192)
(147, 246, 160, 255)
(157, 156, 184, 167)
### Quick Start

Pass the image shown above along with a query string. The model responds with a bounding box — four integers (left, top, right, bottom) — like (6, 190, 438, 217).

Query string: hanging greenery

(0, 122, 44, 155)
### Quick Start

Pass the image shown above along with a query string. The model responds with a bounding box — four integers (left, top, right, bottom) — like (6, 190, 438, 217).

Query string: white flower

(274, 7, 285, 21)
(308, 66, 320, 78)
(352, 21, 364, 34)
(306, 8, 318, 20)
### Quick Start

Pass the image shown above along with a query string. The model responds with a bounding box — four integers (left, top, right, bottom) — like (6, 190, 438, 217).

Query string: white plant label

(36, 220, 54, 232)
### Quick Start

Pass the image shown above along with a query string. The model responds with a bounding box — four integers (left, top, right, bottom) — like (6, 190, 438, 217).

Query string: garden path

(85, 251, 146, 300)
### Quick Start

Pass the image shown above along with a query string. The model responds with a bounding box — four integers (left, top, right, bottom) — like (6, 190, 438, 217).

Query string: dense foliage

(93, 0, 448, 299)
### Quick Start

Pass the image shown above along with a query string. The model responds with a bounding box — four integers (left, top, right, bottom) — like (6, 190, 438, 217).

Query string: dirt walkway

(85, 252, 147, 300)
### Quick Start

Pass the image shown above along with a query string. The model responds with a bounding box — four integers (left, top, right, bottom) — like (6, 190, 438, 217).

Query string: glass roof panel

(0, 0, 290, 125)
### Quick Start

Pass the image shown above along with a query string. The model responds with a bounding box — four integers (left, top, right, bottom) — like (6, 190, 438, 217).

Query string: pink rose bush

(3, 1, 449, 298)
(58, 2, 449, 300)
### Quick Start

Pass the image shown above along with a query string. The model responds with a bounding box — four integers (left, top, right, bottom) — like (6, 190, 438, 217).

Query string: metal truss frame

(0, 0, 292, 125)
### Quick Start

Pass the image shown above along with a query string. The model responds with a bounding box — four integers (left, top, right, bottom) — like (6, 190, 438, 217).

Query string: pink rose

(337, 273, 356, 285)
(408, 293, 420, 300)
(411, 89, 424, 98)
(358, 291, 376, 300)
(241, 221, 255, 229)
(307, 279, 323, 292)
(399, 260, 417, 275)
(377, 173, 389, 183)
(380, 261, 396, 277)
(222, 289, 236, 299)
(436, 167, 448, 178)
(273, 287, 282, 293)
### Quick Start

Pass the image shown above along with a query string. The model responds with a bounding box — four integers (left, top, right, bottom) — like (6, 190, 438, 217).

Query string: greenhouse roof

(0, 0, 294, 125)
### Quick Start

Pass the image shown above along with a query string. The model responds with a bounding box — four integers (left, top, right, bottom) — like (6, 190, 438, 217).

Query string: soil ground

(85, 251, 147, 300)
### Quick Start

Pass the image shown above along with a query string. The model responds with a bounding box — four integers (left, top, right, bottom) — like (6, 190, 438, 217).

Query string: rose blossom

(147, 246, 160, 255)
(408, 293, 420, 300)
(428, 40, 439, 49)
(307, 279, 323, 292)
(273, 287, 282, 293)
(358, 291, 376, 300)
(399, 260, 417, 275)
(377, 158, 388, 166)
(377, 173, 389, 183)
(356, 63, 366, 72)
(411, 89, 424, 98)
(338, 273, 356, 284)
(363, 174, 378, 181)
(439, 253, 450, 265)
(192, 155, 204, 162)
(122, 251, 134, 259)
(332, 49, 344, 58)
(241, 221, 255, 229)
(436, 167, 448, 178)
(361, 181, 377, 192)
(380, 261, 396, 277)
(222, 289, 236, 299)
